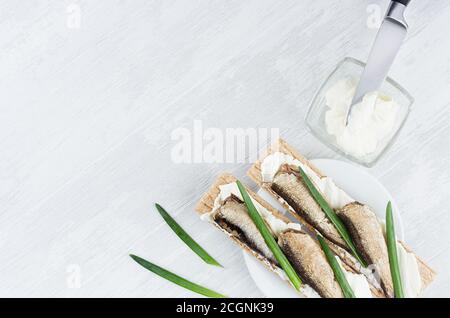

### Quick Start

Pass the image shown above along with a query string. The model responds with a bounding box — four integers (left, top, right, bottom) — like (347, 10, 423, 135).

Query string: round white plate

(243, 158, 403, 298)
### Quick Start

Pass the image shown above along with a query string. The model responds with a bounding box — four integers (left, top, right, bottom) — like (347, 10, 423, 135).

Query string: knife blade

(346, 0, 410, 124)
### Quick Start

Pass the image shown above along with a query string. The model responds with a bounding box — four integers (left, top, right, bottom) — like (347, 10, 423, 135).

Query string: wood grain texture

(0, 0, 448, 297)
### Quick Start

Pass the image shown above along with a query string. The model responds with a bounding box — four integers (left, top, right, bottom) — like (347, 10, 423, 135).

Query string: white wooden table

(0, 0, 448, 297)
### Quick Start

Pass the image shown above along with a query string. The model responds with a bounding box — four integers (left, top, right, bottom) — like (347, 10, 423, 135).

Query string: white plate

(243, 158, 403, 298)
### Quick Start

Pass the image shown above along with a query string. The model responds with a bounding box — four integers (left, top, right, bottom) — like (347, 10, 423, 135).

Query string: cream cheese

(324, 78, 400, 159)
(380, 222, 422, 297)
(261, 152, 354, 209)
(397, 242, 422, 297)
(335, 256, 373, 298)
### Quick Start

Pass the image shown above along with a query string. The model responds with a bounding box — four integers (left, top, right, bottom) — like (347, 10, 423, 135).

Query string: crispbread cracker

(196, 173, 384, 297)
(247, 139, 436, 293)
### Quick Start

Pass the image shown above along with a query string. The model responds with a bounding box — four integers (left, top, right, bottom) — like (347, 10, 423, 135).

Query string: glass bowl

(305, 57, 413, 167)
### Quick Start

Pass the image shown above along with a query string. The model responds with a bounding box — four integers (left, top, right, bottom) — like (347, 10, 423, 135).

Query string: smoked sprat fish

(336, 202, 394, 297)
(272, 164, 347, 249)
(278, 230, 343, 298)
(214, 195, 277, 264)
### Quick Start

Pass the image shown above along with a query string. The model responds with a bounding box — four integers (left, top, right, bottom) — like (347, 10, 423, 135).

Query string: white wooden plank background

(0, 0, 448, 297)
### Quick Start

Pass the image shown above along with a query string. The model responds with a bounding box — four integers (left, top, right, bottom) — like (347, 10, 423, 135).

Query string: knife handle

(392, 0, 411, 6)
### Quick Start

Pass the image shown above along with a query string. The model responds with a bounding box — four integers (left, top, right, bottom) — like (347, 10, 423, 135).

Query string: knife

(345, 0, 411, 124)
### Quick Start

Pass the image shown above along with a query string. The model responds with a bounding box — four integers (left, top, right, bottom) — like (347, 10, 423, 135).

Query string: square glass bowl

(305, 57, 413, 167)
